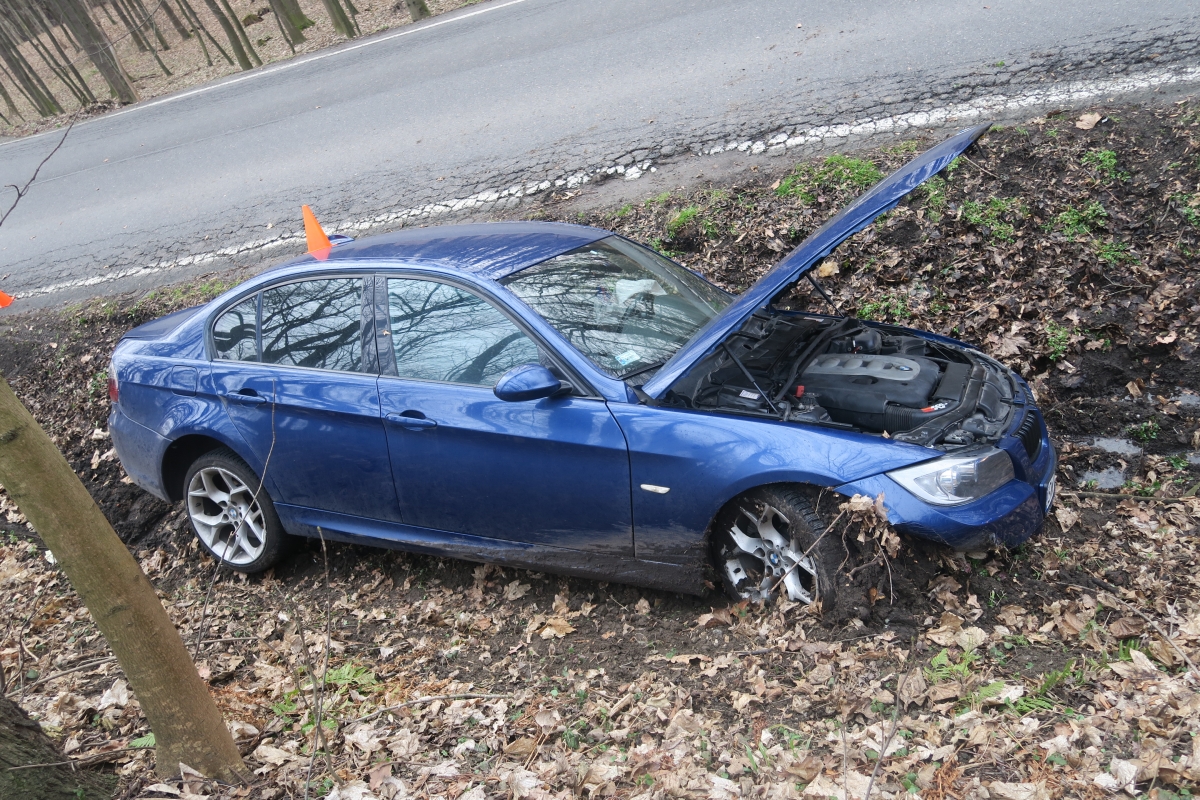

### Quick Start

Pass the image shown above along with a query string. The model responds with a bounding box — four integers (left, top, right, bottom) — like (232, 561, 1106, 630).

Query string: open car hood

(642, 124, 989, 399)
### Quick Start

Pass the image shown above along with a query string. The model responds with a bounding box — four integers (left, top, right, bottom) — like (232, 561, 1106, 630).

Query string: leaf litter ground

(1, 101, 1199, 800)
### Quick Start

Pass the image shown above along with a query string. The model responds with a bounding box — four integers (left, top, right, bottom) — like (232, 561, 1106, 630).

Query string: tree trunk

(404, 0, 431, 22)
(0, 24, 63, 116)
(0, 376, 247, 783)
(218, 0, 261, 65)
(199, 0, 254, 69)
(266, 0, 305, 46)
(273, 0, 314, 35)
(319, 0, 355, 38)
(177, 0, 233, 65)
(48, 0, 138, 104)
(159, 0, 192, 39)
(0, 694, 117, 800)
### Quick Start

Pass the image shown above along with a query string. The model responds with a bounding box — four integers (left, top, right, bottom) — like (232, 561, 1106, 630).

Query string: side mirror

(494, 364, 563, 402)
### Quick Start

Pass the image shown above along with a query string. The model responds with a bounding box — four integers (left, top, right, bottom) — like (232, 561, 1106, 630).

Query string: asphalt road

(1, 0, 1198, 310)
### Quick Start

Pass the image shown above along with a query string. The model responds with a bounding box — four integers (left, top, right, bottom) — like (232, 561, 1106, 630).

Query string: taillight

(107, 370, 119, 403)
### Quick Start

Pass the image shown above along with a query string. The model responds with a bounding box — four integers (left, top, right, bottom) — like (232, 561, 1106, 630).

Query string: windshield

(501, 237, 731, 378)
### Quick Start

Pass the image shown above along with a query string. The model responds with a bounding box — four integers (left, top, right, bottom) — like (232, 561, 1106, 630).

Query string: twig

(961, 155, 1000, 180)
(6, 744, 148, 771)
(6, 656, 116, 695)
(303, 527, 335, 800)
(1095, 591, 1200, 681)
(863, 649, 914, 800)
(349, 693, 509, 725)
(1065, 490, 1187, 503)
(0, 116, 76, 230)
(192, 393, 276, 659)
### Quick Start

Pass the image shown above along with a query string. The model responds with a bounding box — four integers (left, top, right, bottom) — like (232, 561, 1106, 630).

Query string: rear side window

(260, 278, 364, 371)
(213, 297, 258, 361)
(387, 278, 539, 386)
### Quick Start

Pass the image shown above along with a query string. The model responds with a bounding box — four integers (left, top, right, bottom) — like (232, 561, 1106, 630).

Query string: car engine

(660, 312, 1017, 449)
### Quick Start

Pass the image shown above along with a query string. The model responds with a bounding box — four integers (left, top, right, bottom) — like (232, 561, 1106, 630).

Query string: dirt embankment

(0, 103, 1198, 799)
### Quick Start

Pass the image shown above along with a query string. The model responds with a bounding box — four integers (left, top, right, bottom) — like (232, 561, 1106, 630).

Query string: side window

(213, 297, 258, 361)
(260, 278, 364, 371)
(387, 278, 540, 386)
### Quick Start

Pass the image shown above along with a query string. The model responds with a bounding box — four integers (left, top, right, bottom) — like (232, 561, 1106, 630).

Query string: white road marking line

(15, 63, 1200, 301)
(0, 0, 532, 148)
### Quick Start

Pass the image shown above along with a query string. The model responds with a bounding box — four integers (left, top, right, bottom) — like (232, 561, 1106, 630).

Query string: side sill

(274, 505, 704, 596)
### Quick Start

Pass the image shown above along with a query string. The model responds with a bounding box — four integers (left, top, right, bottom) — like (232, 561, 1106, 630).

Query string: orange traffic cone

(0, 291, 12, 308)
(302, 205, 333, 261)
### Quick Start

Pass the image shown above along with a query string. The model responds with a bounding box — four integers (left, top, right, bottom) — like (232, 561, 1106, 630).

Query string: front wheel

(712, 486, 837, 607)
(183, 447, 288, 572)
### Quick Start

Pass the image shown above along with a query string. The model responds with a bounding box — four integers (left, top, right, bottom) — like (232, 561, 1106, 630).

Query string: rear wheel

(183, 448, 288, 572)
(712, 486, 837, 607)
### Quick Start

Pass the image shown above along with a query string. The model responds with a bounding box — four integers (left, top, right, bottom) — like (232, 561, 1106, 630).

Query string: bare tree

(47, 0, 140, 103)
(0, 376, 249, 782)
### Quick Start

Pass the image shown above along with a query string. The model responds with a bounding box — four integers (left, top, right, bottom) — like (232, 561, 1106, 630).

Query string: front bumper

(836, 402, 1056, 551)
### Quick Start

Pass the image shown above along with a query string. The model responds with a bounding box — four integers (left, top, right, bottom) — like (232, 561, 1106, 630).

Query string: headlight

(887, 448, 1014, 506)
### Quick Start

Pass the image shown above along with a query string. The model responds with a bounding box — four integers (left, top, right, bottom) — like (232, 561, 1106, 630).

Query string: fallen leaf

(1075, 112, 1102, 130)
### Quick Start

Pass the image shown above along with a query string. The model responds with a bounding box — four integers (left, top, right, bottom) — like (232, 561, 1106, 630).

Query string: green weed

(1172, 193, 1200, 226)
(921, 176, 947, 221)
(1081, 149, 1128, 181)
(1127, 419, 1159, 442)
(925, 648, 978, 683)
(1044, 322, 1071, 361)
(1096, 241, 1135, 265)
(1055, 201, 1107, 238)
(962, 197, 1023, 242)
(857, 293, 911, 322)
(1168, 455, 1189, 471)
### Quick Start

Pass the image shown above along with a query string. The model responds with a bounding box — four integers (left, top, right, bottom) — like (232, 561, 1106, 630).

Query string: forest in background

(0, 0, 456, 135)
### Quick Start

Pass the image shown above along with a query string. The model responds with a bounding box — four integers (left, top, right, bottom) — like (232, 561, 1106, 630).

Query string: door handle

(221, 390, 267, 405)
(386, 412, 437, 430)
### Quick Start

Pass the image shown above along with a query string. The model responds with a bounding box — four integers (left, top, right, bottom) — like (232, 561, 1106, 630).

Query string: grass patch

(667, 206, 700, 237)
(776, 154, 883, 201)
(1081, 149, 1129, 181)
(1173, 192, 1200, 226)
(857, 293, 911, 322)
(962, 197, 1024, 242)
(1096, 241, 1135, 265)
(1055, 201, 1107, 238)
(921, 176, 948, 222)
(1044, 322, 1071, 361)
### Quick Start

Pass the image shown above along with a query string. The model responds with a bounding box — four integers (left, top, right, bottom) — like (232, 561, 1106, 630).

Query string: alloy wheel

(186, 466, 267, 566)
(721, 503, 819, 604)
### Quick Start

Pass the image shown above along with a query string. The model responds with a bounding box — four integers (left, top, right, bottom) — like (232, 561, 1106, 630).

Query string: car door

(207, 275, 401, 523)
(376, 274, 633, 555)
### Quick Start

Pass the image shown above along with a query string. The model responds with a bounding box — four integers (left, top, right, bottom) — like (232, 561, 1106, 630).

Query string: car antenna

(302, 204, 333, 261)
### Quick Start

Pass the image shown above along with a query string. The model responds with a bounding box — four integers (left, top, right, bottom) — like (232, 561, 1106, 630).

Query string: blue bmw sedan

(109, 125, 1055, 606)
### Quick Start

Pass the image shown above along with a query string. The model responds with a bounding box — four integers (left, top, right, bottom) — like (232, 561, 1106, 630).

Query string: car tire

(183, 447, 288, 573)
(712, 486, 838, 608)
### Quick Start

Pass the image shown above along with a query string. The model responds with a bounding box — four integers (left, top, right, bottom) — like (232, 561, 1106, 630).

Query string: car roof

(274, 221, 611, 280)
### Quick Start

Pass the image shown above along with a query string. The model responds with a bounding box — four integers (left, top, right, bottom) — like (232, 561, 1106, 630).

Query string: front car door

(207, 275, 400, 524)
(375, 273, 633, 555)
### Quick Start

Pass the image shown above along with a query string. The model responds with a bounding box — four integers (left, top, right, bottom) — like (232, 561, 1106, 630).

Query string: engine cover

(800, 354, 942, 431)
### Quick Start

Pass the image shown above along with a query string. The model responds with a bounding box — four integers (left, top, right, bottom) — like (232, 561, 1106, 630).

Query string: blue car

(109, 125, 1054, 606)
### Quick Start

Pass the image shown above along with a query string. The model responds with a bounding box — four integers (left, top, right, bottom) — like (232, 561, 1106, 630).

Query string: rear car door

(207, 276, 400, 523)
(375, 274, 633, 555)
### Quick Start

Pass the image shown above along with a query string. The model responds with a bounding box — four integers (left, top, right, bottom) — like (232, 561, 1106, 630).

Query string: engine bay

(659, 312, 1018, 449)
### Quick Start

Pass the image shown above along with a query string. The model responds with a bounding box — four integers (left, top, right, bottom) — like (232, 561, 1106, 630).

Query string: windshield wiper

(621, 360, 667, 380)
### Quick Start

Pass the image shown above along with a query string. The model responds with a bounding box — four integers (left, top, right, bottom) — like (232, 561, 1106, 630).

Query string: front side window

(387, 278, 539, 386)
(260, 278, 364, 371)
(501, 237, 730, 378)
(213, 297, 258, 361)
